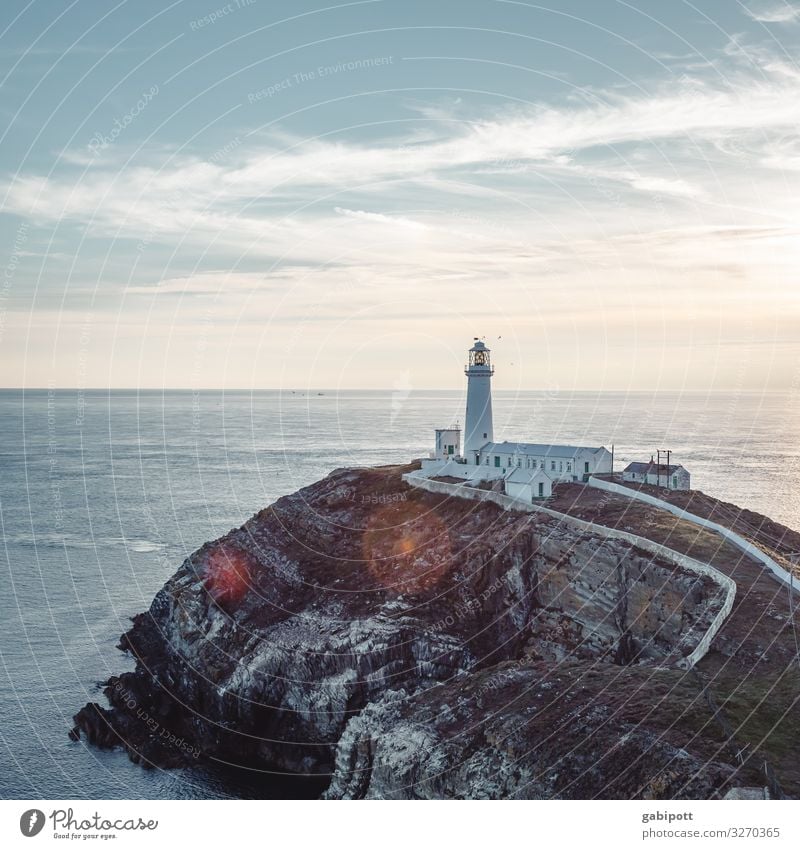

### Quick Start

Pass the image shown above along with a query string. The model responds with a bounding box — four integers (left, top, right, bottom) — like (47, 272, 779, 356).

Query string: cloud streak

(744, 2, 800, 23)
(3, 28, 800, 389)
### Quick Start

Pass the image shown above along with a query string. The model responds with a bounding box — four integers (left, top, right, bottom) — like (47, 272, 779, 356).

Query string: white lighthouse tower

(464, 338, 494, 463)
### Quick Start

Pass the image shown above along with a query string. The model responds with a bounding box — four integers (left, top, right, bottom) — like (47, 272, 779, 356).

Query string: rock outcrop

(72, 463, 783, 798)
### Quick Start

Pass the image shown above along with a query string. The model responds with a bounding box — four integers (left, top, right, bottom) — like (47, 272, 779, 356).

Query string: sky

(1, 0, 799, 391)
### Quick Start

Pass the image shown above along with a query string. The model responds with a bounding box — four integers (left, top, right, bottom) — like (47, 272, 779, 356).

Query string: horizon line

(0, 387, 789, 394)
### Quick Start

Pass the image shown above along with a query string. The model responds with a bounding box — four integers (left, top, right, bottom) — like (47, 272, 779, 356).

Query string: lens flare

(362, 500, 451, 594)
(203, 543, 253, 606)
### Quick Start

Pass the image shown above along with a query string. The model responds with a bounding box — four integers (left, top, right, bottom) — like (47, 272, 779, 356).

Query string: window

(447, 445, 454, 455)
(584, 462, 590, 473)
(672, 476, 677, 488)
(538, 482, 544, 497)
(559, 461, 563, 472)
(517, 458, 522, 467)
(508, 457, 513, 467)
(551, 461, 556, 471)
(494, 456, 500, 467)
(567, 462, 572, 472)
(485, 457, 489, 465)
(540, 460, 545, 469)
(483, 432, 487, 438)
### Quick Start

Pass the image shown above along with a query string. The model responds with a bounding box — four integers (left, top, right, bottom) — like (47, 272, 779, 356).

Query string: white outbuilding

(434, 428, 461, 461)
(504, 466, 553, 501)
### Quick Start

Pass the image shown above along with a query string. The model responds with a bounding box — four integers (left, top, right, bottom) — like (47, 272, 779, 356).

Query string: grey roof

(479, 441, 606, 458)
(506, 466, 552, 483)
(624, 461, 686, 475)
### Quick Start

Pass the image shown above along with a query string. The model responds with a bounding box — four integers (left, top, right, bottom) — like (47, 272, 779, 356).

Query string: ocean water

(1, 387, 799, 799)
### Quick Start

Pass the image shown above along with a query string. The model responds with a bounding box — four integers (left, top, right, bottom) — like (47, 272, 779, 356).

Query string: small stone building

(623, 460, 691, 491)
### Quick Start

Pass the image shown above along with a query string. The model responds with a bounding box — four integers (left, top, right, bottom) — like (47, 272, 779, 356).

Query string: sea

(1, 387, 799, 799)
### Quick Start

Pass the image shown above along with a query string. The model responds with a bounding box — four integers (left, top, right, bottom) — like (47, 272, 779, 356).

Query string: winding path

(403, 470, 737, 670)
(587, 477, 797, 594)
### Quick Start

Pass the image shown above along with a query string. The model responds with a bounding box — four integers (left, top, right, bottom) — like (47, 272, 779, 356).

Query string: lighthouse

(420, 338, 614, 490)
(464, 338, 494, 462)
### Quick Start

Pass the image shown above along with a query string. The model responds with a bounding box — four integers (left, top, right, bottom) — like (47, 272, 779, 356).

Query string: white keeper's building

(475, 441, 612, 482)
(420, 339, 613, 502)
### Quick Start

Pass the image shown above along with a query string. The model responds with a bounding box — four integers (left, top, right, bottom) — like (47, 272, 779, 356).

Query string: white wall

(505, 475, 552, 501)
(623, 468, 691, 491)
(464, 371, 493, 458)
(419, 459, 506, 482)
(403, 470, 736, 670)
(579, 447, 612, 478)
(644, 471, 689, 491)
(623, 471, 645, 483)
(478, 451, 577, 481)
(588, 477, 797, 593)
(434, 428, 461, 461)
(504, 480, 530, 502)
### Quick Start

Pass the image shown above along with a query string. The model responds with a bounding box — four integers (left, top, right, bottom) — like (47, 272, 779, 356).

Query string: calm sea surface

(1, 388, 799, 798)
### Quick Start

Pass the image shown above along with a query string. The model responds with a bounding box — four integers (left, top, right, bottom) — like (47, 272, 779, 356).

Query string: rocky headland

(72, 463, 800, 799)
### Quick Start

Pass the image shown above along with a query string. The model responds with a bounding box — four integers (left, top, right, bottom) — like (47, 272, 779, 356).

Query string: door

(538, 482, 544, 498)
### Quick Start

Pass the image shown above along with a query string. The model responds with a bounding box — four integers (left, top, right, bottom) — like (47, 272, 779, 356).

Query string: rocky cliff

(72, 463, 798, 799)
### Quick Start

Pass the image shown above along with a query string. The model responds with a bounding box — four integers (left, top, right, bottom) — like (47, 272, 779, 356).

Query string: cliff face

(73, 464, 761, 798)
(324, 662, 730, 800)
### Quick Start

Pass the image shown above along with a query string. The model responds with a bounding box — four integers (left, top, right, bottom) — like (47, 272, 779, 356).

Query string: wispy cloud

(743, 2, 800, 23)
(123, 271, 277, 296)
(6, 65, 800, 239)
(4, 35, 800, 389)
(333, 207, 428, 229)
